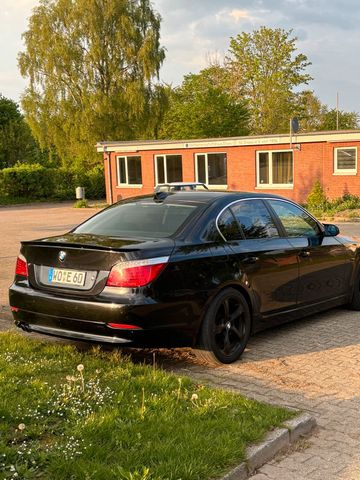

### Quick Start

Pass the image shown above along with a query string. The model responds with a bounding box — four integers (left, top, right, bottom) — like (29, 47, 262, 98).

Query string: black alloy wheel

(195, 288, 251, 364)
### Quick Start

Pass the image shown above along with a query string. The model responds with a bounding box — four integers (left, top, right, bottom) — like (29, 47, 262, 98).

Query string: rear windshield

(73, 202, 198, 238)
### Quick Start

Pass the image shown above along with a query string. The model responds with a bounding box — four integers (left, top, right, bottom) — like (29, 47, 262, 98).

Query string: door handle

(299, 250, 311, 258)
(242, 256, 259, 264)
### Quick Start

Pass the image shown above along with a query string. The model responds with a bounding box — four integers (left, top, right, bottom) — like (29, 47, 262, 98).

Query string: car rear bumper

(15, 321, 132, 344)
(9, 283, 197, 346)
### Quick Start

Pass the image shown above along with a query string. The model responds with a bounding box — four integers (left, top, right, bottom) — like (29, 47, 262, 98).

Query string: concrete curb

(221, 413, 316, 480)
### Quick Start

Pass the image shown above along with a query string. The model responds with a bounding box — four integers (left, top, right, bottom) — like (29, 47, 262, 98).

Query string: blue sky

(1, 0, 360, 112)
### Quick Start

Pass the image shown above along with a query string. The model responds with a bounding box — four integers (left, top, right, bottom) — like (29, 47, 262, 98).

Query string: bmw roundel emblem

(58, 251, 66, 262)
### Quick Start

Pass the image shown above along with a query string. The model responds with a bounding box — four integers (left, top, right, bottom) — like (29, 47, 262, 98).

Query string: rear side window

(231, 200, 279, 239)
(217, 208, 242, 241)
(74, 202, 198, 238)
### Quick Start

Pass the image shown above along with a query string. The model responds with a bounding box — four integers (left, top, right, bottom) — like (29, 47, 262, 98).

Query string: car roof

(158, 190, 287, 204)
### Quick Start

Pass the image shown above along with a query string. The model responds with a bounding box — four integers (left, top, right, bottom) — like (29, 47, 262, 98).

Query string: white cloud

(228, 9, 252, 22)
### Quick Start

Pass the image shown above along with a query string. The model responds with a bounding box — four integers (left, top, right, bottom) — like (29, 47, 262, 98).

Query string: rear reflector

(106, 256, 169, 288)
(15, 255, 28, 278)
(107, 323, 142, 330)
(11, 306, 20, 312)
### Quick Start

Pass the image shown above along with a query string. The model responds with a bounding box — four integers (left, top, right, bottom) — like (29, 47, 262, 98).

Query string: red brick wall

(103, 141, 360, 204)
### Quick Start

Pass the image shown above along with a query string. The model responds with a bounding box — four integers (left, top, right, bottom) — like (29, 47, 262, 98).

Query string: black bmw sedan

(9, 191, 360, 364)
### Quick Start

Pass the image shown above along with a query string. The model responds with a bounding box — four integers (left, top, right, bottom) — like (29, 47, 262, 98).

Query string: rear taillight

(106, 257, 169, 288)
(15, 254, 28, 278)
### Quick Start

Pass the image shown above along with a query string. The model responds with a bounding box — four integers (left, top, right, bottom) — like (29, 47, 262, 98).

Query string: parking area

(1, 203, 360, 479)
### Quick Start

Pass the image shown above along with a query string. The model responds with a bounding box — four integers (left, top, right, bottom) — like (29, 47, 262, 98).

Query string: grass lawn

(0, 332, 294, 480)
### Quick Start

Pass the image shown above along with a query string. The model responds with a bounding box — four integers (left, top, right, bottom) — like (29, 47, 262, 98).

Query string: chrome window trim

(215, 197, 323, 242)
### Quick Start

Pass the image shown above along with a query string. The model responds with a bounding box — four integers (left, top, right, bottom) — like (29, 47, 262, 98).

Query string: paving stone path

(169, 308, 360, 480)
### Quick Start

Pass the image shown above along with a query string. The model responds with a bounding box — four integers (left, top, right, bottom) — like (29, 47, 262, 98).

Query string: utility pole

(336, 92, 339, 130)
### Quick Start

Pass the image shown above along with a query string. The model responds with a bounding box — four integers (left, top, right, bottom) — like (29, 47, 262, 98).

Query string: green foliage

(159, 66, 249, 139)
(0, 332, 293, 479)
(327, 193, 360, 212)
(319, 109, 359, 131)
(296, 91, 359, 132)
(306, 180, 327, 214)
(0, 163, 105, 199)
(226, 27, 312, 134)
(19, 0, 166, 168)
(0, 94, 47, 168)
(306, 185, 360, 217)
(74, 199, 89, 208)
(0, 163, 55, 197)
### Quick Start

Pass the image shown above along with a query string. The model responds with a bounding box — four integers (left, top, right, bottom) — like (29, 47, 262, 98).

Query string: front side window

(117, 156, 142, 185)
(155, 155, 183, 184)
(257, 151, 293, 187)
(268, 200, 321, 237)
(231, 199, 279, 239)
(196, 153, 227, 186)
(334, 147, 357, 175)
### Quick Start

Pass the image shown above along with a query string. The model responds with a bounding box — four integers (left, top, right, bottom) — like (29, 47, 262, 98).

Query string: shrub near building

(0, 164, 105, 201)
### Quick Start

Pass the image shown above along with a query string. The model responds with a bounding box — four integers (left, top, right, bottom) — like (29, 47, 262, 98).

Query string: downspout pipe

(104, 146, 113, 205)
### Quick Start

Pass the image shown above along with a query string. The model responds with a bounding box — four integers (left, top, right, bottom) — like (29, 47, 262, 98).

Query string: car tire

(194, 288, 251, 365)
(349, 272, 360, 310)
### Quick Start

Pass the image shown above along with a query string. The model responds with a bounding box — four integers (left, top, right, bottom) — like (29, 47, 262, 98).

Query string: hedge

(0, 163, 105, 200)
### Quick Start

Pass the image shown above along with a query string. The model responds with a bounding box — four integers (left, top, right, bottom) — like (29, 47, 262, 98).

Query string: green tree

(226, 27, 312, 134)
(159, 66, 249, 139)
(18, 0, 166, 168)
(0, 94, 46, 169)
(319, 108, 359, 131)
(294, 90, 323, 132)
(294, 90, 359, 132)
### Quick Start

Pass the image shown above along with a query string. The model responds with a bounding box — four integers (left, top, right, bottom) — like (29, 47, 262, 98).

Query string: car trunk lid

(20, 233, 175, 296)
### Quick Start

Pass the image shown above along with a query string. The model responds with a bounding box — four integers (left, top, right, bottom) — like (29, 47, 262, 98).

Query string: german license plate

(48, 267, 86, 286)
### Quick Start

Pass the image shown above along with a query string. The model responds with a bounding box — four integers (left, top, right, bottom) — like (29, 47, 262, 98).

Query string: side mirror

(323, 223, 340, 236)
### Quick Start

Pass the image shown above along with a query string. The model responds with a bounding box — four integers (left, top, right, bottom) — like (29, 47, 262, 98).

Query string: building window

(155, 155, 183, 184)
(195, 153, 227, 186)
(256, 150, 293, 188)
(334, 147, 357, 175)
(116, 156, 142, 185)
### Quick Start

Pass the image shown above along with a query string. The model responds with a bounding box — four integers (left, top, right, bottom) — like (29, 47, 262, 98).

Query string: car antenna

(153, 191, 172, 202)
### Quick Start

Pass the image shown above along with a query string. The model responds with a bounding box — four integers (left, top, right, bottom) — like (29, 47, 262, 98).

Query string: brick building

(96, 130, 360, 204)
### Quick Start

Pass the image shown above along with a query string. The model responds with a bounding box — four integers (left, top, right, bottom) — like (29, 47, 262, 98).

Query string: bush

(306, 180, 327, 214)
(0, 163, 105, 200)
(73, 199, 89, 208)
(0, 163, 55, 198)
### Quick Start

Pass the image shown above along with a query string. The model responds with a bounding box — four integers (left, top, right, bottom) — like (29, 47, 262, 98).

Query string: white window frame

(116, 156, 142, 187)
(256, 149, 293, 189)
(195, 152, 228, 189)
(154, 154, 183, 185)
(333, 147, 357, 175)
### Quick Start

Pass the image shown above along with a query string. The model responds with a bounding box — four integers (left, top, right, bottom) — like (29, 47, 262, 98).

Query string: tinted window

(127, 156, 142, 184)
(231, 200, 279, 239)
(74, 202, 197, 238)
(196, 153, 227, 185)
(217, 208, 242, 241)
(258, 152, 269, 184)
(208, 153, 227, 185)
(156, 156, 165, 184)
(268, 200, 321, 237)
